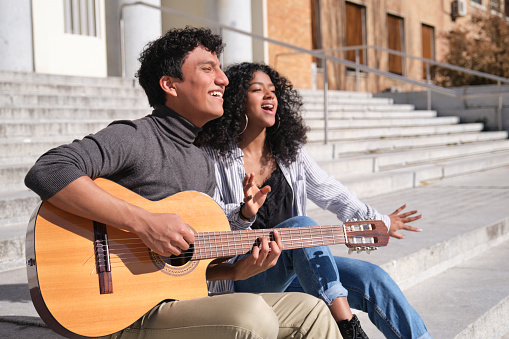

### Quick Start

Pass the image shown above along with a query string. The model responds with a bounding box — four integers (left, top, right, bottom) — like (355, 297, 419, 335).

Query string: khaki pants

(102, 292, 341, 339)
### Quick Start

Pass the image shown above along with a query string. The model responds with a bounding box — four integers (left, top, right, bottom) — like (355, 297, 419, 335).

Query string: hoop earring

(269, 115, 280, 135)
(239, 114, 248, 134)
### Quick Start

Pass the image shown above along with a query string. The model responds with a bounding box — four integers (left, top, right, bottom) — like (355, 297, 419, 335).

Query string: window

(470, 0, 485, 9)
(345, 2, 367, 66)
(64, 0, 100, 37)
(491, 0, 502, 12)
(387, 14, 404, 75)
(421, 24, 435, 80)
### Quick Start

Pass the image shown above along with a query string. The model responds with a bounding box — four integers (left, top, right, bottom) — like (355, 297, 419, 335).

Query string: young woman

(196, 62, 432, 339)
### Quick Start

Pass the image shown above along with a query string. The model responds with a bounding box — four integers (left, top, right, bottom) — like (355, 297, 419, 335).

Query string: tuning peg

(348, 247, 362, 254)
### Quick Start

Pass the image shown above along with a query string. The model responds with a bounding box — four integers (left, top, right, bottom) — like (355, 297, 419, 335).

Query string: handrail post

(119, 6, 125, 78)
(497, 80, 502, 131)
(323, 57, 329, 144)
(355, 49, 360, 92)
(426, 62, 431, 110)
(219, 27, 224, 67)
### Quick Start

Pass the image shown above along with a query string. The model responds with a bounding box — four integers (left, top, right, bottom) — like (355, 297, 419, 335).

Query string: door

(387, 14, 404, 75)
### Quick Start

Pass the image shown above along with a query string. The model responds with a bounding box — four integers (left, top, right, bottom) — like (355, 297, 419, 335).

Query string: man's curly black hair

(195, 62, 308, 165)
(136, 26, 224, 107)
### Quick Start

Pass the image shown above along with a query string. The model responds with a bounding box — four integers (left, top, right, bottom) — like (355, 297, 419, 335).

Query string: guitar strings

(95, 233, 350, 269)
(105, 232, 350, 255)
(90, 224, 377, 269)
(95, 236, 352, 268)
(102, 234, 348, 260)
(104, 226, 348, 254)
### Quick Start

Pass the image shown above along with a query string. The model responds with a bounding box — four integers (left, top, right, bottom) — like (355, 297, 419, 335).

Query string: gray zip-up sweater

(25, 104, 215, 201)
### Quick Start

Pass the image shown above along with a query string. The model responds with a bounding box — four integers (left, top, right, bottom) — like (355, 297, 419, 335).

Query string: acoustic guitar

(26, 178, 389, 338)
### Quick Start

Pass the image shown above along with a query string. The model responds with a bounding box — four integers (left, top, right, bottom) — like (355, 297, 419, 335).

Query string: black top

(251, 165, 293, 229)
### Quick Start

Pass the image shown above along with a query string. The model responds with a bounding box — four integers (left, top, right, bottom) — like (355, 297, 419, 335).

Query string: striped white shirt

(206, 143, 391, 294)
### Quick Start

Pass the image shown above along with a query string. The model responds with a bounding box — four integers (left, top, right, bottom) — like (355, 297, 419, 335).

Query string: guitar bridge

(94, 221, 113, 294)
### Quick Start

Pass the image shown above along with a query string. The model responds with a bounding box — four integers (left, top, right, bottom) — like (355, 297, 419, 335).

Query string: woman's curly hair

(195, 62, 308, 165)
(136, 26, 224, 107)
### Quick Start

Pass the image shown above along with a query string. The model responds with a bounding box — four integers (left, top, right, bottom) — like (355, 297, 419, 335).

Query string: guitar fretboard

(192, 225, 346, 260)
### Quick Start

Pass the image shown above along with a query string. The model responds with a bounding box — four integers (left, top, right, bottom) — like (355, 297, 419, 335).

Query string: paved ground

(1, 166, 509, 338)
(309, 166, 509, 339)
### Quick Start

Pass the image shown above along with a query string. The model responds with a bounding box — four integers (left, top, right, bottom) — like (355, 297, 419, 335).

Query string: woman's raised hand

(388, 204, 423, 239)
(240, 173, 271, 220)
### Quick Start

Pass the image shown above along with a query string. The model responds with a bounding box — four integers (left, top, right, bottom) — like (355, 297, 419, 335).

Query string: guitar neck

(192, 225, 345, 260)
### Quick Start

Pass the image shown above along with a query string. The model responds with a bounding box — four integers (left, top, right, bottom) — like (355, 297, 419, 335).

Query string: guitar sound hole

(160, 245, 194, 267)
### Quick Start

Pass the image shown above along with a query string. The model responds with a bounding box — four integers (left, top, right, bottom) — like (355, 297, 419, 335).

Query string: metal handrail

(276, 44, 509, 131)
(278, 45, 509, 84)
(120, 1, 509, 140)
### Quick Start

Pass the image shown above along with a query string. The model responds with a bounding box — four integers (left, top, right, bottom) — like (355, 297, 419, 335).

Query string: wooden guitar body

(26, 178, 229, 338)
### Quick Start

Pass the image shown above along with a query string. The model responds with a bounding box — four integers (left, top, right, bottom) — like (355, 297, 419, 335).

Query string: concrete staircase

(0, 71, 149, 271)
(300, 89, 509, 338)
(1, 71, 509, 338)
(300, 89, 509, 201)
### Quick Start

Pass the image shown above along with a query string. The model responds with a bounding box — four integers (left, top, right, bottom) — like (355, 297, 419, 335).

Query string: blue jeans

(234, 216, 432, 339)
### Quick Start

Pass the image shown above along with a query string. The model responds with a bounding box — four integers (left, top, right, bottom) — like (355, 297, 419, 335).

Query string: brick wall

(263, 0, 498, 92)
(266, 0, 314, 89)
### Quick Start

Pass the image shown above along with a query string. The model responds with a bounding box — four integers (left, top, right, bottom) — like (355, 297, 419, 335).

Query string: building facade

(1, 0, 507, 92)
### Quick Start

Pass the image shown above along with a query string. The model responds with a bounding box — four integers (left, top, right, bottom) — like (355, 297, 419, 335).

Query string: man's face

(168, 46, 229, 127)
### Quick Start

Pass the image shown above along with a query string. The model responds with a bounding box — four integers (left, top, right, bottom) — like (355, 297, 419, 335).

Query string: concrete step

(298, 88, 373, 100)
(305, 131, 509, 158)
(0, 136, 78, 159)
(0, 106, 148, 120)
(0, 223, 26, 272)
(307, 122, 484, 142)
(301, 109, 437, 119)
(338, 170, 415, 199)
(0, 190, 40, 227)
(357, 238, 509, 339)
(375, 140, 509, 171)
(0, 81, 145, 97)
(306, 150, 509, 202)
(308, 166, 509, 338)
(303, 102, 415, 112)
(0, 93, 149, 108)
(323, 139, 509, 175)
(0, 160, 36, 192)
(398, 240, 509, 339)
(419, 149, 509, 182)
(302, 96, 393, 105)
(0, 119, 111, 138)
(305, 116, 459, 129)
(0, 70, 136, 87)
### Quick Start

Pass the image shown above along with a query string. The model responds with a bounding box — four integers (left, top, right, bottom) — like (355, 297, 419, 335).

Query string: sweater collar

(152, 105, 201, 147)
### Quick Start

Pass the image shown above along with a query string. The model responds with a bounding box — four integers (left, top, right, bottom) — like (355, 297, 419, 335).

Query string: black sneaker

(337, 314, 369, 339)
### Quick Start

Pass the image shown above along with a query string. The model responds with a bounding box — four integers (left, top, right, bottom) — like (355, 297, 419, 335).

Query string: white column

(121, 0, 162, 78)
(0, 0, 33, 72)
(217, 0, 253, 65)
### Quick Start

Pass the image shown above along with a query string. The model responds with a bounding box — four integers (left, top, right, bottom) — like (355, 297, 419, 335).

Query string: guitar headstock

(344, 219, 389, 254)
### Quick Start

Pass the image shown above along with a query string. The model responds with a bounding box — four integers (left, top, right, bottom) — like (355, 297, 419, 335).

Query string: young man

(25, 27, 341, 338)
